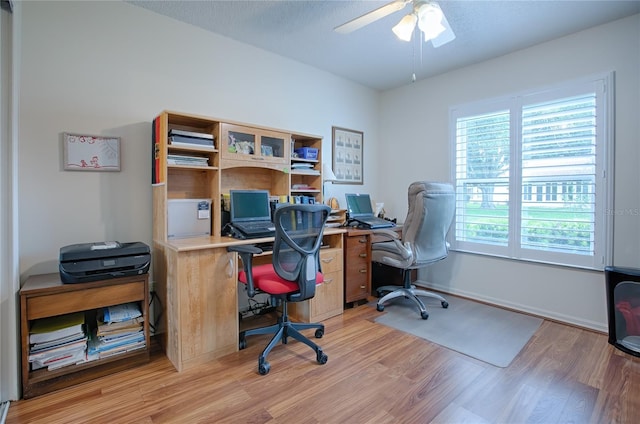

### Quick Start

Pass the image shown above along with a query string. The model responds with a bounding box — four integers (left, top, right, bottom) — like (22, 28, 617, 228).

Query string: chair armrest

(227, 244, 263, 298)
(370, 228, 400, 243)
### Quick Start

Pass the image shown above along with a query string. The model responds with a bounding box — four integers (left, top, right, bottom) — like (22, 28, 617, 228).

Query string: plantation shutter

(454, 109, 510, 247)
(520, 94, 597, 256)
(451, 73, 611, 270)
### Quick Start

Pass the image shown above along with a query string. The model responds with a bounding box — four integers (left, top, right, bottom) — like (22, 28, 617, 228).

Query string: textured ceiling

(128, 0, 640, 91)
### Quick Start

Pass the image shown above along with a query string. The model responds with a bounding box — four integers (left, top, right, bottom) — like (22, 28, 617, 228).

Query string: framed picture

(332, 126, 363, 184)
(63, 133, 121, 171)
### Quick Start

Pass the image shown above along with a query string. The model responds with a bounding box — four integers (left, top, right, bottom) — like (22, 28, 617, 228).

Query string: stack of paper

(28, 312, 87, 371)
(88, 303, 145, 359)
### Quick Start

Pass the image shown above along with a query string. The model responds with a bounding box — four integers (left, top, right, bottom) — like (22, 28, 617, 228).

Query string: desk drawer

(320, 248, 342, 273)
(26, 281, 145, 320)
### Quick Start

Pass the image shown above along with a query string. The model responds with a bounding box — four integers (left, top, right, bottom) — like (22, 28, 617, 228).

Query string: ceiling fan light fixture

(417, 2, 446, 41)
(392, 13, 417, 42)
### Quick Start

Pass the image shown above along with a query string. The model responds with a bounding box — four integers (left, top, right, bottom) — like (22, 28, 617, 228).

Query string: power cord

(149, 290, 163, 334)
(239, 297, 276, 320)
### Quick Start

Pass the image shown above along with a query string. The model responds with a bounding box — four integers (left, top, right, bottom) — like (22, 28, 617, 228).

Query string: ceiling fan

(334, 0, 456, 47)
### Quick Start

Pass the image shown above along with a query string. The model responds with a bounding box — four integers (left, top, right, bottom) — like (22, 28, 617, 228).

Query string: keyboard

(233, 221, 275, 235)
(356, 216, 395, 229)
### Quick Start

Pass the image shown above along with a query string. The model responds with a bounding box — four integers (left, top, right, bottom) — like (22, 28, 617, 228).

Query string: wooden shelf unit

(153, 110, 325, 242)
(20, 273, 150, 399)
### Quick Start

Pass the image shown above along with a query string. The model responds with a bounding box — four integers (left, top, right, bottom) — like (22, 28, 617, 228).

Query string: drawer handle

(250, 156, 265, 161)
(360, 285, 366, 289)
(321, 257, 334, 263)
(359, 269, 367, 273)
(359, 253, 367, 258)
(324, 278, 333, 284)
(359, 239, 367, 243)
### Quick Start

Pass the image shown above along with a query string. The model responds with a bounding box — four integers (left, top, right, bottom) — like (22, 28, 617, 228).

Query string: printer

(59, 241, 150, 284)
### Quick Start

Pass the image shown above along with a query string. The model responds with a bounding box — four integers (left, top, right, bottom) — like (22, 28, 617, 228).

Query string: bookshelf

(20, 273, 150, 399)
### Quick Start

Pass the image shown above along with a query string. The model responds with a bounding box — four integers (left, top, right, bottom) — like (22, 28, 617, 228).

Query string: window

(451, 73, 612, 270)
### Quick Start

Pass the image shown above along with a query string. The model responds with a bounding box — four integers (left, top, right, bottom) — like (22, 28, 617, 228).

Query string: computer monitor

(229, 190, 271, 223)
(345, 193, 374, 218)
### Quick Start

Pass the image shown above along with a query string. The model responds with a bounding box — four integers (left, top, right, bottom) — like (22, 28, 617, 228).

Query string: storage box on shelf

(20, 273, 150, 398)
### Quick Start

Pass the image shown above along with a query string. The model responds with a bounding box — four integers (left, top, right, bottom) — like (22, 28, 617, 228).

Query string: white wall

(379, 14, 640, 331)
(17, 0, 380, 281)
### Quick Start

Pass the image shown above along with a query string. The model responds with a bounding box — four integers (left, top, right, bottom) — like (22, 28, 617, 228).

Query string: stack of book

(167, 154, 209, 166)
(28, 312, 87, 371)
(168, 129, 215, 148)
(88, 302, 145, 359)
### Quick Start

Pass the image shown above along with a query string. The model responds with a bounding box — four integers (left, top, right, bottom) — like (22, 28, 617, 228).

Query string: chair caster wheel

(376, 303, 385, 312)
(421, 311, 429, 320)
(317, 350, 328, 365)
(258, 361, 270, 375)
(442, 301, 449, 308)
(239, 337, 247, 350)
(315, 329, 324, 338)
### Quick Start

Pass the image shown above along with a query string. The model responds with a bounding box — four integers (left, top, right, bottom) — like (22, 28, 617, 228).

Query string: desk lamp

(322, 163, 338, 206)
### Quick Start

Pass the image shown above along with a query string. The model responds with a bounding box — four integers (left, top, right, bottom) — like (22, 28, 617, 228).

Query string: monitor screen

(345, 193, 374, 217)
(229, 190, 271, 222)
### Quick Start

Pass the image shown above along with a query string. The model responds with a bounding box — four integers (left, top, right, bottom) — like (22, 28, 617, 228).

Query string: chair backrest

(272, 203, 331, 302)
(402, 182, 456, 267)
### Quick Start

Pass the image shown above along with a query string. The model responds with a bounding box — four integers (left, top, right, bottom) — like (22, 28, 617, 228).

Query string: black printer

(59, 241, 150, 284)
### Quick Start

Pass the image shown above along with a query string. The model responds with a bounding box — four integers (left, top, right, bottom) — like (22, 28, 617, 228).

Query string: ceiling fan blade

(334, 0, 411, 34)
(430, 11, 455, 47)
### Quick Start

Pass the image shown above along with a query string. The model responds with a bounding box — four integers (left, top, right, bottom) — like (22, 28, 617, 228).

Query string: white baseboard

(415, 280, 608, 333)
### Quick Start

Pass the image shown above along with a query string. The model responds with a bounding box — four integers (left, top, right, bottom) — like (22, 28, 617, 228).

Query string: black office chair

(228, 203, 331, 375)
(372, 181, 455, 319)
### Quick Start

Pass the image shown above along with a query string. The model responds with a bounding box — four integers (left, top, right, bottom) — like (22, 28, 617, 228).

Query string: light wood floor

(6, 303, 640, 423)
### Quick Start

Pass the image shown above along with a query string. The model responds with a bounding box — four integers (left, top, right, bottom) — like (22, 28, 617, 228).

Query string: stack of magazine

(28, 311, 87, 371)
(88, 302, 145, 360)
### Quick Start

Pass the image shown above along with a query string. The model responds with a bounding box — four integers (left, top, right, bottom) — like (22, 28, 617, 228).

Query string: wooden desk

(154, 228, 345, 372)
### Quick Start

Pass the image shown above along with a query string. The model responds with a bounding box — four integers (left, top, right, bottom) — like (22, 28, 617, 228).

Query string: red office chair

(228, 203, 331, 375)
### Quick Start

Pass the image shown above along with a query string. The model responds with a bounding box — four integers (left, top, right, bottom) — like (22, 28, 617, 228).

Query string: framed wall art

(63, 133, 121, 171)
(332, 126, 363, 184)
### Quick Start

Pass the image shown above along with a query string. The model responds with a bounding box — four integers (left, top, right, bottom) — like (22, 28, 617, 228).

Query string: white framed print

(332, 126, 363, 184)
(63, 133, 121, 171)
